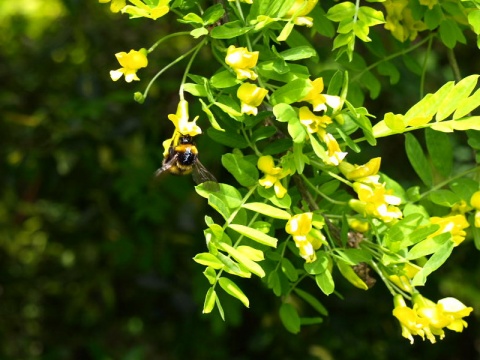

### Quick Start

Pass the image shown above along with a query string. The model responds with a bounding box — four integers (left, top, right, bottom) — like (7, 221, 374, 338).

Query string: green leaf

(337, 248, 372, 264)
(411, 239, 454, 286)
(268, 271, 282, 296)
(279, 303, 301, 334)
(273, 103, 297, 123)
(358, 6, 385, 26)
(203, 287, 217, 314)
(217, 242, 265, 278)
(407, 232, 451, 260)
(210, 70, 239, 89)
(279, 46, 317, 61)
(377, 61, 400, 85)
(310, 5, 335, 37)
(327, 2, 356, 21)
(270, 79, 313, 105)
(202, 3, 225, 25)
(218, 277, 250, 307)
(281, 258, 298, 282)
(436, 75, 479, 121)
(210, 20, 252, 39)
(199, 98, 224, 132)
(236, 245, 264, 262)
(208, 194, 231, 220)
(214, 101, 243, 118)
(315, 271, 335, 295)
(405, 133, 433, 187)
(203, 267, 217, 285)
(228, 224, 278, 247)
(431, 117, 480, 132)
(257, 185, 292, 209)
(439, 18, 466, 49)
(242, 202, 291, 220)
(453, 88, 480, 119)
(300, 317, 324, 325)
(309, 133, 328, 161)
(468, 9, 480, 34)
(217, 252, 252, 278)
(336, 260, 368, 290)
(425, 128, 452, 177)
(207, 128, 249, 148)
(182, 83, 207, 97)
(428, 189, 461, 207)
(215, 295, 225, 320)
(180, 12, 203, 24)
(304, 252, 329, 274)
(193, 253, 225, 269)
(263, 138, 293, 155)
(190, 27, 208, 39)
(288, 119, 307, 144)
(221, 153, 259, 187)
(294, 288, 328, 316)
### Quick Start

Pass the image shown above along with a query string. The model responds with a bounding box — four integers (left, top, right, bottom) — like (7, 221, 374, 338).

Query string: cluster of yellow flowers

(285, 212, 326, 263)
(393, 294, 473, 344)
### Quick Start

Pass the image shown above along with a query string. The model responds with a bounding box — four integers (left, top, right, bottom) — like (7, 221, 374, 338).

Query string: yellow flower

(298, 106, 332, 137)
(350, 182, 402, 222)
(300, 78, 342, 112)
(228, 0, 253, 3)
(121, 0, 170, 20)
(339, 157, 381, 183)
(284, 0, 318, 27)
(392, 295, 430, 344)
(99, 0, 126, 13)
(428, 214, 469, 246)
(258, 155, 289, 198)
(225, 46, 259, 80)
(437, 297, 474, 332)
(285, 212, 324, 262)
(321, 133, 348, 166)
(470, 191, 480, 227)
(167, 100, 202, 137)
(412, 294, 473, 342)
(348, 218, 370, 233)
(237, 83, 268, 115)
(110, 48, 148, 82)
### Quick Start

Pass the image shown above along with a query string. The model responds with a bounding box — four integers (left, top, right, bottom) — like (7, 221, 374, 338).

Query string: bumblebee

(155, 134, 217, 185)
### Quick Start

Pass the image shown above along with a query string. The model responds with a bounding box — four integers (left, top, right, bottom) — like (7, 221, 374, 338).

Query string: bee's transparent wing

(155, 153, 178, 177)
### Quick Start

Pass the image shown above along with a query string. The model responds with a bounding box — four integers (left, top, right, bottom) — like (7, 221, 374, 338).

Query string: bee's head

(179, 134, 194, 144)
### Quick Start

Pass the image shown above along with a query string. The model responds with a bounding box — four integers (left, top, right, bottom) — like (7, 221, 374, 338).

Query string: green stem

(179, 37, 208, 100)
(148, 31, 191, 53)
(416, 165, 480, 202)
(351, 33, 435, 83)
(142, 41, 202, 100)
(299, 173, 349, 206)
(419, 35, 434, 99)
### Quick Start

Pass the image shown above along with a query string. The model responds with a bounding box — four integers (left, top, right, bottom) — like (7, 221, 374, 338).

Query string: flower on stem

(225, 46, 259, 80)
(284, 0, 318, 27)
(99, 0, 126, 13)
(168, 100, 202, 137)
(237, 83, 268, 115)
(349, 182, 402, 223)
(300, 78, 341, 112)
(321, 133, 348, 166)
(339, 157, 381, 184)
(428, 214, 469, 246)
(298, 106, 332, 137)
(121, 0, 170, 20)
(285, 212, 325, 263)
(412, 294, 473, 342)
(470, 190, 480, 227)
(110, 48, 148, 82)
(257, 155, 290, 198)
(392, 294, 432, 344)
(388, 262, 419, 293)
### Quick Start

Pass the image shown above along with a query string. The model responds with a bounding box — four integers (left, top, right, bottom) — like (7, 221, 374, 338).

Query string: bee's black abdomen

(178, 148, 197, 166)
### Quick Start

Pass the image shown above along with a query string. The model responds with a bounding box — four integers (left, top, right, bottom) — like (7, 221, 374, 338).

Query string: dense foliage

(1, 0, 479, 359)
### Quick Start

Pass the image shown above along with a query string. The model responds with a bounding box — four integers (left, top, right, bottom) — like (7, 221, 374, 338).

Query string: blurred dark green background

(1, 1, 479, 359)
